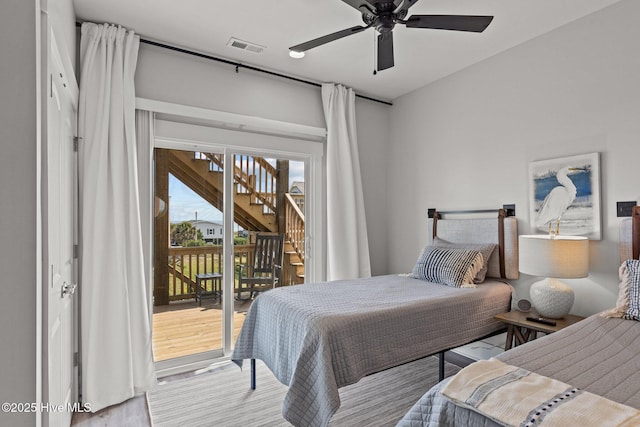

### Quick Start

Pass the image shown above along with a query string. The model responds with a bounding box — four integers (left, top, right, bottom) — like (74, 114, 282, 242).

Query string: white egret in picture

(536, 166, 586, 233)
(528, 152, 601, 239)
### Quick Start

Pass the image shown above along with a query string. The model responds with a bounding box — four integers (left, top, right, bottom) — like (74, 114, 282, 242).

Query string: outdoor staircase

(285, 241, 305, 281)
(167, 150, 277, 232)
(165, 149, 305, 284)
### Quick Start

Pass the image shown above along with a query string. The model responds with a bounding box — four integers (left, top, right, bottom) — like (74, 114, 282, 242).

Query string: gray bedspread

(398, 314, 640, 426)
(231, 274, 512, 427)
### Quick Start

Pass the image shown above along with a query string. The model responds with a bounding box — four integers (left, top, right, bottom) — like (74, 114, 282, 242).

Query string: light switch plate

(617, 201, 636, 217)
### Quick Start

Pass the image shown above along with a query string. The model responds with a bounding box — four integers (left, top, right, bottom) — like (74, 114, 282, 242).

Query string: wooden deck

(152, 298, 253, 361)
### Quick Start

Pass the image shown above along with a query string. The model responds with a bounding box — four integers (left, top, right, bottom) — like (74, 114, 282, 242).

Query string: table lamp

(519, 234, 589, 319)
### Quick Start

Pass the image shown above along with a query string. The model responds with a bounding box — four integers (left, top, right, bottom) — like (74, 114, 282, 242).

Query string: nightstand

(495, 310, 585, 350)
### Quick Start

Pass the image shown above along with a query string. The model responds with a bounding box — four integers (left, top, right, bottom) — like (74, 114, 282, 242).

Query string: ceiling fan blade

(290, 25, 369, 52)
(405, 15, 494, 32)
(377, 31, 394, 71)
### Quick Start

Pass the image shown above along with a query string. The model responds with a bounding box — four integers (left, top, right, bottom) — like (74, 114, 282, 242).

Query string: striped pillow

(411, 246, 484, 288)
(623, 260, 640, 320)
(602, 259, 640, 321)
(433, 237, 496, 283)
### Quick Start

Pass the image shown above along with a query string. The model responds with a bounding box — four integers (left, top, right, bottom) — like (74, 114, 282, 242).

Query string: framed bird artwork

(528, 152, 601, 240)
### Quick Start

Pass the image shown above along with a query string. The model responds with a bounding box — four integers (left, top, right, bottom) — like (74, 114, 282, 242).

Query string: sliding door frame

(144, 99, 325, 374)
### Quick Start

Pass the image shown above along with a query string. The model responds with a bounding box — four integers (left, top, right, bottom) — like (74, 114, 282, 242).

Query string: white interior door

(45, 33, 77, 427)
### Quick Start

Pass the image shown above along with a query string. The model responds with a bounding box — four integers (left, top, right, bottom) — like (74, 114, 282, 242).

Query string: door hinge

(73, 352, 79, 367)
(73, 244, 79, 259)
(73, 136, 81, 152)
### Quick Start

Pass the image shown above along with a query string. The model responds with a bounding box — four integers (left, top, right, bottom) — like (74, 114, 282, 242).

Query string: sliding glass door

(152, 141, 314, 370)
(152, 148, 228, 363)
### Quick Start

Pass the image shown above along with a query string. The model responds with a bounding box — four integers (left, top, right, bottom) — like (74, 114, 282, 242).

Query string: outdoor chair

(236, 233, 285, 301)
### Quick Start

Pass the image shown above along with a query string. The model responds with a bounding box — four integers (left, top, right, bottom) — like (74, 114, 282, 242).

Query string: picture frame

(528, 152, 601, 239)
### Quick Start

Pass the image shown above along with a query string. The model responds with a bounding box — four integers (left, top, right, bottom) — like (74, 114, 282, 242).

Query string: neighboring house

(289, 181, 304, 211)
(190, 220, 223, 243)
(290, 181, 304, 195)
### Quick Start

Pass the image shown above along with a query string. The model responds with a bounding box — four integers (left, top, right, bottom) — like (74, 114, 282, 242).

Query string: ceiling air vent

(227, 37, 265, 54)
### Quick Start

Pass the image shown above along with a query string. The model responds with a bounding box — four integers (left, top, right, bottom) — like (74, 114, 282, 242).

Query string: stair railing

(200, 152, 277, 214)
(284, 193, 305, 264)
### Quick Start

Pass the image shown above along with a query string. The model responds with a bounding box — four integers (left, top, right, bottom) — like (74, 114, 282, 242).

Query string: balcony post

(154, 148, 170, 305)
(276, 159, 289, 234)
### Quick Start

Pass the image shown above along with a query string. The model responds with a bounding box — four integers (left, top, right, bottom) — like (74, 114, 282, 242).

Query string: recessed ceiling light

(289, 50, 305, 59)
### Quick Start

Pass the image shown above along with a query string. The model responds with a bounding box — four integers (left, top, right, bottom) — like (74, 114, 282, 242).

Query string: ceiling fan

(289, 0, 494, 72)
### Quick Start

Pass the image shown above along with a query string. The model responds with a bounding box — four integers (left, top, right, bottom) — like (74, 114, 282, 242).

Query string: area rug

(147, 356, 460, 427)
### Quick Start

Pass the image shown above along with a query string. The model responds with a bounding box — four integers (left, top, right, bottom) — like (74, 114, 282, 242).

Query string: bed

(231, 208, 519, 427)
(398, 207, 640, 427)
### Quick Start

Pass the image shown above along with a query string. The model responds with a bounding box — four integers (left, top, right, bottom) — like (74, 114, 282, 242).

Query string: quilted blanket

(397, 315, 640, 427)
(441, 359, 640, 427)
(231, 274, 512, 427)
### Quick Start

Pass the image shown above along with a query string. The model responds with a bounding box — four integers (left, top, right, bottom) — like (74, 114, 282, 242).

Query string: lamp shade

(519, 235, 589, 278)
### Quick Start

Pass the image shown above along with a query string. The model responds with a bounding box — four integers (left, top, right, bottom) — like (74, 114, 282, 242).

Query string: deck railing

(167, 245, 253, 301)
(167, 242, 297, 301)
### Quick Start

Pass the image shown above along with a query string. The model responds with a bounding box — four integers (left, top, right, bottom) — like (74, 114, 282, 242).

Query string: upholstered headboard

(619, 205, 640, 263)
(427, 209, 519, 280)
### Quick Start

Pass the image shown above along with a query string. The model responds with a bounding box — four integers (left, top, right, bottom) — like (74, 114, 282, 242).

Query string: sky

(169, 158, 304, 224)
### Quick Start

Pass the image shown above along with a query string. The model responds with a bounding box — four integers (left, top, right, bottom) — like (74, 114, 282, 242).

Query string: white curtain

(322, 83, 371, 280)
(135, 110, 155, 317)
(78, 22, 156, 412)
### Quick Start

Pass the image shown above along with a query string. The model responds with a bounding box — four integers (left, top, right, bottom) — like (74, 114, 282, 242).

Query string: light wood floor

(152, 298, 252, 361)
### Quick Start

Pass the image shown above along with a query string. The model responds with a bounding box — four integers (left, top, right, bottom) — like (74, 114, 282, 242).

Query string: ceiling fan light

(289, 50, 305, 59)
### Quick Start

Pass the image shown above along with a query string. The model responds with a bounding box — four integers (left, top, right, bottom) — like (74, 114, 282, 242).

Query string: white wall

(135, 45, 391, 275)
(0, 2, 39, 425)
(356, 97, 390, 274)
(387, 0, 640, 317)
(0, 1, 76, 425)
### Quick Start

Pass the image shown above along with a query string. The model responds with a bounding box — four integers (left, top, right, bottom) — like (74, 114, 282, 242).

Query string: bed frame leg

(438, 351, 445, 382)
(251, 358, 256, 390)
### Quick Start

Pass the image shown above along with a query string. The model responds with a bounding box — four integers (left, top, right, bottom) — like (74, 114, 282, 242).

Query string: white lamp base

(529, 278, 574, 319)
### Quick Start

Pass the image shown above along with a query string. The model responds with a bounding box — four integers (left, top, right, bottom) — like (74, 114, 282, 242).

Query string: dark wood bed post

(432, 210, 440, 239)
(497, 208, 506, 279)
(633, 206, 640, 260)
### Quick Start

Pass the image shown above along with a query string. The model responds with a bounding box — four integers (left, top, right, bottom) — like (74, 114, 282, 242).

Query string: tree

(234, 236, 248, 245)
(171, 221, 197, 246)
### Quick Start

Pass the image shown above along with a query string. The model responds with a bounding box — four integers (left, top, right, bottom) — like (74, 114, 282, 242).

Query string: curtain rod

(75, 22, 393, 106)
(141, 39, 393, 106)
